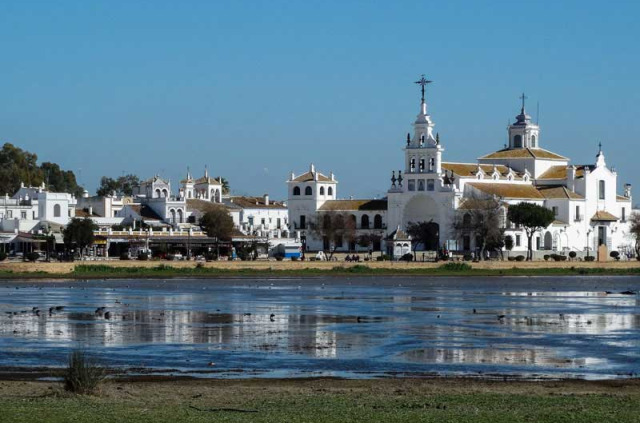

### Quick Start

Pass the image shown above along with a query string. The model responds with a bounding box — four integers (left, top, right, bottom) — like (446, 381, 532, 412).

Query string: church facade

(289, 77, 635, 258)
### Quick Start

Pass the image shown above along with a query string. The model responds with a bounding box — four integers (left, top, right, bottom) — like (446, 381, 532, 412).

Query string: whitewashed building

(290, 77, 635, 259)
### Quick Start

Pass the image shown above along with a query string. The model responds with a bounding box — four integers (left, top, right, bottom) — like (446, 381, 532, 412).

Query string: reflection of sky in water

(0, 276, 638, 379)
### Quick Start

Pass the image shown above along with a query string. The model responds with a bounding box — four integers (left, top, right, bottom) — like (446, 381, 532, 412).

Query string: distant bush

(439, 262, 472, 271)
(584, 256, 595, 262)
(550, 254, 567, 262)
(569, 251, 577, 259)
(543, 255, 550, 261)
(0, 252, 6, 261)
(400, 253, 413, 262)
(463, 254, 473, 261)
(507, 256, 516, 262)
(26, 252, 40, 262)
(195, 262, 205, 269)
(63, 350, 106, 395)
(610, 251, 620, 261)
(137, 252, 149, 261)
(515, 255, 525, 262)
(291, 256, 299, 261)
(119, 253, 130, 260)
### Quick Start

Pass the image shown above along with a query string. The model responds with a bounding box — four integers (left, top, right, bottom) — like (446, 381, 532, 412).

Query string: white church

(288, 76, 635, 259)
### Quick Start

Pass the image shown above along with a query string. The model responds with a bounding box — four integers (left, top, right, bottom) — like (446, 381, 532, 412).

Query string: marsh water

(0, 276, 639, 380)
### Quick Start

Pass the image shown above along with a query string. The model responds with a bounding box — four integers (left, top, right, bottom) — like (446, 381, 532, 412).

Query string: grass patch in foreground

(1, 389, 638, 423)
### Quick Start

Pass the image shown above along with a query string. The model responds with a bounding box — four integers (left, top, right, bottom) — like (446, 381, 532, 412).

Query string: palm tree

(217, 177, 230, 195)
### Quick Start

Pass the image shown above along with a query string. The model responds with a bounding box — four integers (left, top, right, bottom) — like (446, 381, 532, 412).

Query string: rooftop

(318, 199, 388, 211)
(479, 148, 568, 161)
(291, 171, 335, 183)
(537, 185, 584, 200)
(467, 182, 545, 199)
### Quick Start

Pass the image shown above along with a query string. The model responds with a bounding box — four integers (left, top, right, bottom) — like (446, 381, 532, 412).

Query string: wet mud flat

(0, 276, 638, 380)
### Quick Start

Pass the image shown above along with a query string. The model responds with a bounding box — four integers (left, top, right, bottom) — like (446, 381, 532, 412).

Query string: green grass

(1, 391, 638, 422)
(0, 262, 640, 280)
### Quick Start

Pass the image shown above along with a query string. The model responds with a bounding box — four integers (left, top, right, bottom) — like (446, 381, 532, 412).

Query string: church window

(21, 211, 26, 219)
(328, 186, 333, 196)
(598, 180, 605, 200)
(162, 189, 168, 198)
(178, 209, 184, 223)
(361, 214, 370, 229)
(622, 207, 626, 222)
(155, 189, 161, 198)
(418, 180, 425, 191)
(575, 205, 581, 221)
(53, 204, 61, 217)
(419, 159, 425, 172)
(293, 186, 301, 196)
(305, 186, 312, 196)
(531, 135, 536, 147)
(408, 180, 416, 191)
(374, 214, 383, 229)
(320, 186, 325, 195)
(514, 134, 522, 148)
(516, 234, 521, 247)
(300, 215, 306, 229)
(427, 180, 435, 191)
(552, 206, 558, 216)
(7, 210, 11, 218)
(410, 158, 416, 172)
(429, 158, 435, 172)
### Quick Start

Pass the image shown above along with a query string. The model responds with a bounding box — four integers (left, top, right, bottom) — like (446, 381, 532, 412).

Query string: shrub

(63, 350, 106, 394)
(543, 255, 550, 261)
(0, 252, 6, 261)
(463, 254, 473, 261)
(584, 256, 595, 262)
(195, 262, 205, 269)
(275, 256, 283, 261)
(291, 256, 299, 261)
(569, 251, 577, 259)
(507, 256, 516, 262)
(610, 251, 620, 261)
(515, 255, 525, 262)
(119, 253, 130, 260)
(439, 262, 472, 271)
(26, 252, 40, 262)
(137, 252, 149, 261)
(400, 253, 414, 262)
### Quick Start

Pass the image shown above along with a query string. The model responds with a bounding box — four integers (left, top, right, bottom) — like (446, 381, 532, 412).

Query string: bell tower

(404, 75, 443, 175)
(507, 93, 540, 149)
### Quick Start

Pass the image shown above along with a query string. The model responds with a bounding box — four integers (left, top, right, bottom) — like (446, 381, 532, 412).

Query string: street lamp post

(586, 229, 592, 259)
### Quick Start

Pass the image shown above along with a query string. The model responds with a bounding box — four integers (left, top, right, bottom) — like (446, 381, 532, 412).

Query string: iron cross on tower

(520, 92, 527, 110)
(414, 74, 432, 103)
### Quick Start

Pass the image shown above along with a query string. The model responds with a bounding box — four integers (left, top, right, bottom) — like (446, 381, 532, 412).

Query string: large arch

(293, 186, 301, 196)
(162, 189, 168, 198)
(53, 204, 61, 218)
(305, 186, 313, 196)
(169, 209, 176, 224)
(403, 194, 441, 229)
(374, 214, 383, 229)
(177, 209, 184, 224)
(361, 214, 370, 229)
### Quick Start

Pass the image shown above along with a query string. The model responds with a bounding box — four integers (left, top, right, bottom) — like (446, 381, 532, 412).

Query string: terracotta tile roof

(467, 182, 545, 199)
(226, 196, 287, 209)
(194, 176, 222, 185)
(537, 166, 568, 180)
(318, 199, 388, 211)
(479, 148, 568, 161)
(291, 171, 334, 183)
(441, 162, 521, 179)
(617, 195, 631, 202)
(591, 211, 619, 222)
(187, 199, 227, 214)
(124, 204, 162, 221)
(537, 185, 584, 200)
(551, 219, 569, 226)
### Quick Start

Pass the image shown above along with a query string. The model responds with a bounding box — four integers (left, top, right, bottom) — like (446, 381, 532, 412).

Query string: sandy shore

(1, 258, 639, 275)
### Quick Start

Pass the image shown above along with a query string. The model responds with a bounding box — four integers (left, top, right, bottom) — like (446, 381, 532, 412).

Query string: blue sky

(0, 1, 638, 201)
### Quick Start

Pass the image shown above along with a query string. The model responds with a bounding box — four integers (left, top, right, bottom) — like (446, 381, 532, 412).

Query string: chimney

(263, 194, 270, 206)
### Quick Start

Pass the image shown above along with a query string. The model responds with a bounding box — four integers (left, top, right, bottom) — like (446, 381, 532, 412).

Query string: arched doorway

(544, 231, 553, 250)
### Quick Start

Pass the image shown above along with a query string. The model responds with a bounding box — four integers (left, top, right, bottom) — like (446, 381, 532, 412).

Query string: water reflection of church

(287, 76, 634, 257)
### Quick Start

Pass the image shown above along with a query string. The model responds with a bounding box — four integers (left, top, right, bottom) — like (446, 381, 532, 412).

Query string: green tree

(63, 218, 97, 258)
(200, 206, 234, 241)
(504, 235, 514, 259)
(96, 174, 139, 196)
(0, 143, 83, 196)
(40, 162, 83, 197)
(452, 197, 505, 260)
(629, 212, 640, 258)
(406, 221, 440, 257)
(507, 202, 555, 261)
(309, 212, 356, 258)
(216, 177, 230, 195)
